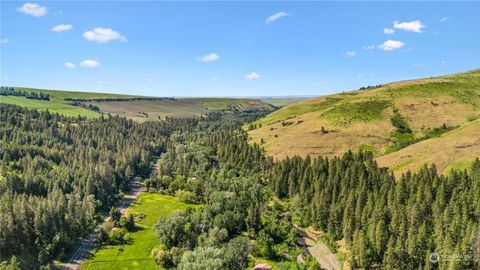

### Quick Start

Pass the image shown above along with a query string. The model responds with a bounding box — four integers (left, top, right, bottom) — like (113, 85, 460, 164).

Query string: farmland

(0, 88, 275, 121)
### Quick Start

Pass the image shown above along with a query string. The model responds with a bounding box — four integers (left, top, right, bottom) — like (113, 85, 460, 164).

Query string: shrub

(177, 247, 224, 270)
(390, 109, 412, 133)
(120, 214, 136, 232)
(98, 227, 109, 243)
(108, 228, 127, 244)
(151, 247, 184, 268)
(175, 190, 198, 204)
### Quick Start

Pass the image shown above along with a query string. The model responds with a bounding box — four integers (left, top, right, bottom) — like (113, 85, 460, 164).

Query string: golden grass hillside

(377, 118, 480, 176)
(248, 69, 480, 172)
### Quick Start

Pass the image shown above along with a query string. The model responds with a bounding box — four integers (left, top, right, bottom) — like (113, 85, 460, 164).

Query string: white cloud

(83, 28, 126, 43)
(210, 76, 219, 81)
(79, 59, 100, 68)
(17, 3, 47, 17)
(52, 24, 72, 32)
(384, 28, 395, 34)
(146, 78, 155, 83)
(393, 20, 425, 33)
(440, 60, 447, 65)
(245, 72, 260, 80)
(198, 53, 220, 63)
(413, 62, 425, 67)
(64, 62, 76, 69)
(0, 38, 9, 44)
(346, 51, 356, 57)
(378, 40, 405, 51)
(362, 45, 375, 50)
(266, 11, 290, 24)
(440, 17, 450, 22)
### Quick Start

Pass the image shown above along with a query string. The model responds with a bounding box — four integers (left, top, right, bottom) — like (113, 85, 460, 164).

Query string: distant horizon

(2, 67, 478, 98)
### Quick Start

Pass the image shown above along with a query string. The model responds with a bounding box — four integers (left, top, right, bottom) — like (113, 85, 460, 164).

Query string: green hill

(248, 69, 480, 173)
(0, 87, 275, 121)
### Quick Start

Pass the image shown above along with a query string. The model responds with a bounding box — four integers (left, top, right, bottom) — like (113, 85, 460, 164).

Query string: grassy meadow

(81, 194, 199, 270)
(0, 87, 140, 118)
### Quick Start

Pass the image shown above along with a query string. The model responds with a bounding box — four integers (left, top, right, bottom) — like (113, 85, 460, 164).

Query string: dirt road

(294, 225, 342, 270)
(59, 179, 146, 270)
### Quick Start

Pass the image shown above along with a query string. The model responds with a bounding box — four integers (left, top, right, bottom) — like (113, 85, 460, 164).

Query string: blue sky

(1, 1, 479, 97)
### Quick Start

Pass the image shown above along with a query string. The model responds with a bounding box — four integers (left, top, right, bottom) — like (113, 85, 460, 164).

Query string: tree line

(0, 87, 50, 101)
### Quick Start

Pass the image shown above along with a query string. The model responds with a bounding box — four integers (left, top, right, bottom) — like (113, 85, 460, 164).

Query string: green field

(259, 96, 313, 107)
(0, 87, 141, 118)
(1, 88, 275, 121)
(82, 194, 198, 270)
(0, 95, 101, 118)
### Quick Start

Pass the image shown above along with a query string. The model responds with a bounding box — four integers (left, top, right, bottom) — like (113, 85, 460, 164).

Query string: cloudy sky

(1, 1, 479, 97)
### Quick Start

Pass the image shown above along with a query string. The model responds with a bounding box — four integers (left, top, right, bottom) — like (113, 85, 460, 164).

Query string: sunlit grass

(82, 194, 199, 270)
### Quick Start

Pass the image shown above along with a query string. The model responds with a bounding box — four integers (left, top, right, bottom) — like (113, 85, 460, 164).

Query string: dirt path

(294, 225, 342, 270)
(59, 165, 155, 270)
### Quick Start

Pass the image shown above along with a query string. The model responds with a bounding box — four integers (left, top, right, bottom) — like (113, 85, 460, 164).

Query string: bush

(178, 247, 224, 270)
(390, 109, 411, 133)
(152, 247, 184, 268)
(108, 228, 127, 244)
(120, 214, 136, 232)
(175, 189, 198, 204)
(253, 230, 276, 259)
(98, 227, 109, 243)
(109, 207, 121, 227)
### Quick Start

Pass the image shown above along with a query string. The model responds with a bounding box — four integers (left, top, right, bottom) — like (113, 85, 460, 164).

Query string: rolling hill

(248, 69, 480, 173)
(0, 87, 275, 121)
(377, 118, 480, 175)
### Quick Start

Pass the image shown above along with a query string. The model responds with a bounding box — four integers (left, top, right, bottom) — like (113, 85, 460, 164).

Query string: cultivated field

(0, 88, 275, 121)
(85, 99, 209, 121)
(88, 98, 275, 122)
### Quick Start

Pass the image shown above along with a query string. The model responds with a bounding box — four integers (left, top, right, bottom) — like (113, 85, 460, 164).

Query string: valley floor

(81, 194, 198, 270)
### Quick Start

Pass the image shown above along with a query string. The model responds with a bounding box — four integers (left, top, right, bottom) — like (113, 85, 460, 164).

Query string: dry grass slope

(377, 118, 480, 176)
(248, 69, 480, 173)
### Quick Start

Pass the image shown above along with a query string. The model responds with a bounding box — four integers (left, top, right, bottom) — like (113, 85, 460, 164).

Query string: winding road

(59, 162, 159, 270)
